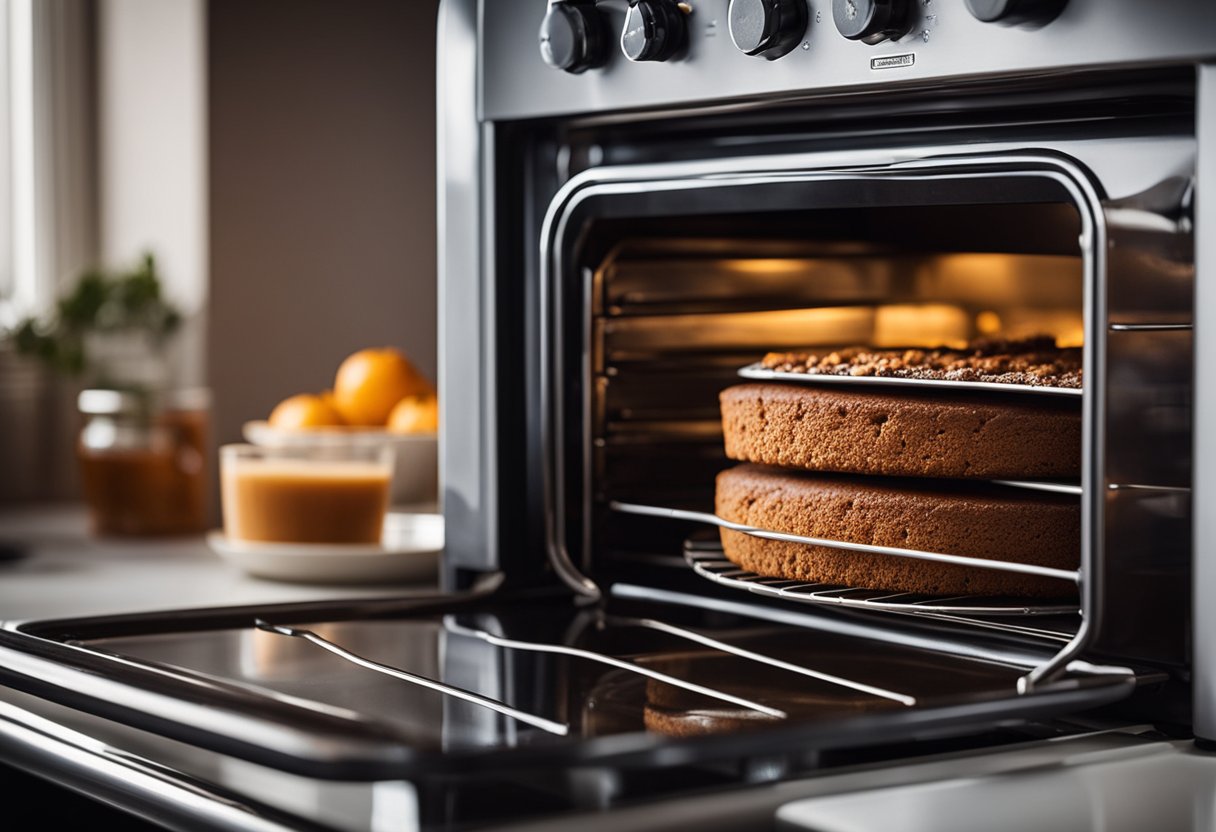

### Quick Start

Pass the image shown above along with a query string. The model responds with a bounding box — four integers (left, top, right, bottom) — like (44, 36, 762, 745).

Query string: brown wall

(207, 0, 438, 448)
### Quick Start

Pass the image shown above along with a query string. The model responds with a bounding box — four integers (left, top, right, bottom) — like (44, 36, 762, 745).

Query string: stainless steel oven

(444, 0, 1206, 712)
(1, 1, 1214, 829)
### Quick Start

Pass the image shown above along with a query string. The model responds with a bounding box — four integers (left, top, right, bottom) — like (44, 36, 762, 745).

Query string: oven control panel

(962, 0, 1068, 26)
(620, 0, 690, 62)
(831, 0, 914, 46)
(475, 0, 1216, 120)
(728, 0, 808, 59)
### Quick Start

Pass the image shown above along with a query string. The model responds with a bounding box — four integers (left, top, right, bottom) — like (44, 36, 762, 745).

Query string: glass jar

(77, 388, 210, 536)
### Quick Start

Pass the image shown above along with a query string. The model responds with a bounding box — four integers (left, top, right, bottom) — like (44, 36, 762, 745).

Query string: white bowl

(206, 512, 442, 585)
(242, 421, 438, 507)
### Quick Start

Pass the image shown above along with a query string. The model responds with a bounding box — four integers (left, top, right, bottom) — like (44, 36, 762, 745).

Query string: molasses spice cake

(720, 383, 1082, 479)
(725, 336, 1083, 479)
(714, 464, 1080, 598)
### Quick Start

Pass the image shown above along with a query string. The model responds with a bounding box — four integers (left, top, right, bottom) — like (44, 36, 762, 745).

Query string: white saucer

(207, 513, 442, 585)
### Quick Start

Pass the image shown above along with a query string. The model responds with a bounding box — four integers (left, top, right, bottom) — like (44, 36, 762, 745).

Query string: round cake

(721, 383, 1081, 480)
(715, 463, 1080, 598)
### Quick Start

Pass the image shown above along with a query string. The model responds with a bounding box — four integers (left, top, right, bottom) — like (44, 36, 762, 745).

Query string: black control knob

(965, 0, 1067, 26)
(539, 0, 608, 74)
(729, 0, 808, 60)
(832, 0, 911, 45)
(621, 0, 688, 63)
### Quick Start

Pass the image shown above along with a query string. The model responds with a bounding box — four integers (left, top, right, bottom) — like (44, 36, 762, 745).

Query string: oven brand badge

(871, 53, 915, 70)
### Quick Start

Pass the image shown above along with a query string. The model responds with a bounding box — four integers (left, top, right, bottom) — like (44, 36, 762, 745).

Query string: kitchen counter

(0, 504, 444, 831)
(0, 506, 435, 621)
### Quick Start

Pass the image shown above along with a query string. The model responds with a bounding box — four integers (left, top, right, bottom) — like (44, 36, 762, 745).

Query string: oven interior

(580, 201, 1085, 584)
(538, 153, 1190, 693)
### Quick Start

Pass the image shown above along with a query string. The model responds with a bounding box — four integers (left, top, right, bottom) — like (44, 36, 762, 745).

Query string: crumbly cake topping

(759, 335, 1082, 389)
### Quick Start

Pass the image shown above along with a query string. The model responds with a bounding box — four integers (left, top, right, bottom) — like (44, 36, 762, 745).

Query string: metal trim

(538, 150, 1107, 693)
(0, 701, 326, 832)
(1193, 63, 1216, 743)
(437, 0, 494, 583)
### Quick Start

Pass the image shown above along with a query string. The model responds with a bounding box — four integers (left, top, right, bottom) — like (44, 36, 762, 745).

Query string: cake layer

(715, 464, 1080, 598)
(721, 383, 1081, 479)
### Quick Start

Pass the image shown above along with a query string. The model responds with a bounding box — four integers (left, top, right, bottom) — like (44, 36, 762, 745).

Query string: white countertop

(0, 506, 435, 622)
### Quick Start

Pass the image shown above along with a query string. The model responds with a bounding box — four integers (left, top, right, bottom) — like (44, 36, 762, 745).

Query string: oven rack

(609, 500, 1082, 587)
(682, 543, 1079, 620)
(737, 362, 1083, 397)
(255, 615, 922, 735)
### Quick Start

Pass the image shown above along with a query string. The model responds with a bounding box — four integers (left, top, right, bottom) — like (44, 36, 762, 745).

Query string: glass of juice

(220, 444, 394, 544)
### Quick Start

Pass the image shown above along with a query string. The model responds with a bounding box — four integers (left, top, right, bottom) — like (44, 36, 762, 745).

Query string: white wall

(97, 0, 207, 318)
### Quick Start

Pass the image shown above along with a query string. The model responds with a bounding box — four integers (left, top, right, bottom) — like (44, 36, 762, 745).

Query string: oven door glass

(0, 590, 1141, 784)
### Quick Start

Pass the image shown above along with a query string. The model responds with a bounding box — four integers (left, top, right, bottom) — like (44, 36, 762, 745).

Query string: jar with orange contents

(77, 388, 210, 536)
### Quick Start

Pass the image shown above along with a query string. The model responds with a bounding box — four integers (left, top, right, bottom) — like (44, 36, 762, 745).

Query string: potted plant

(9, 253, 182, 389)
(4, 254, 207, 536)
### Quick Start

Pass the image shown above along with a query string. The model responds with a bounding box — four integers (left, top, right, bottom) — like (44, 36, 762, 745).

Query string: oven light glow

(724, 258, 829, 275)
(872, 304, 970, 348)
(918, 254, 1082, 307)
(976, 310, 1003, 335)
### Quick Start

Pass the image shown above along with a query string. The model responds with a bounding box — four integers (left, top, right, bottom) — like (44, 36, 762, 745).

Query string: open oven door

(0, 587, 1147, 786)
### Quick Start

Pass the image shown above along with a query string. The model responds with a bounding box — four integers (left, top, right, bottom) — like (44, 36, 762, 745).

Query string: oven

(0, 1, 1214, 829)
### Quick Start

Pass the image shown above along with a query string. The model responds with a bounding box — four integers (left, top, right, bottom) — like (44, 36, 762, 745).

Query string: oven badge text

(871, 53, 916, 70)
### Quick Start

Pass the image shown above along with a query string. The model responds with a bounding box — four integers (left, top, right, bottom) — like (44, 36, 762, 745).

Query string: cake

(720, 383, 1081, 479)
(714, 464, 1080, 598)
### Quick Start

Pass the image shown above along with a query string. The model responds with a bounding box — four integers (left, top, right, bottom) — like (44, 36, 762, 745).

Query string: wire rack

(255, 614, 923, 735)
(611, 500, 1081, 584)
(682, 544, 1079, 618)
(737, 362, 1083, 397)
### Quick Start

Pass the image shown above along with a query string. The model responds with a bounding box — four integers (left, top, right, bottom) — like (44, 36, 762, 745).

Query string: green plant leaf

(1, 251, 182, 378)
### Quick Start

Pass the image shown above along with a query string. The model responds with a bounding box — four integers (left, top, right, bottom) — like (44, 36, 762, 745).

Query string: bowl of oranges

(244, 347, 438, 506)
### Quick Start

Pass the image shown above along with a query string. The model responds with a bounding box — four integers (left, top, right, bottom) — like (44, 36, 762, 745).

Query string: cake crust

(715, 464, 1079, 598)
(720, 383, 1081, 479)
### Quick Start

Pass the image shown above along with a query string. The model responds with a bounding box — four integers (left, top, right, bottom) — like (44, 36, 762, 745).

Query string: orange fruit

(332, 348, 432, 426)
(387, 394, 439, 434)
(268, 393, 344, 429)
(319, 389, 339, 411)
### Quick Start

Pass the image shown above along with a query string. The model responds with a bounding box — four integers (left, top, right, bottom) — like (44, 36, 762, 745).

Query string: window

(0, 0, 97, 330)
(0, 0, 14, 321)
(0, 0, 38, 328)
